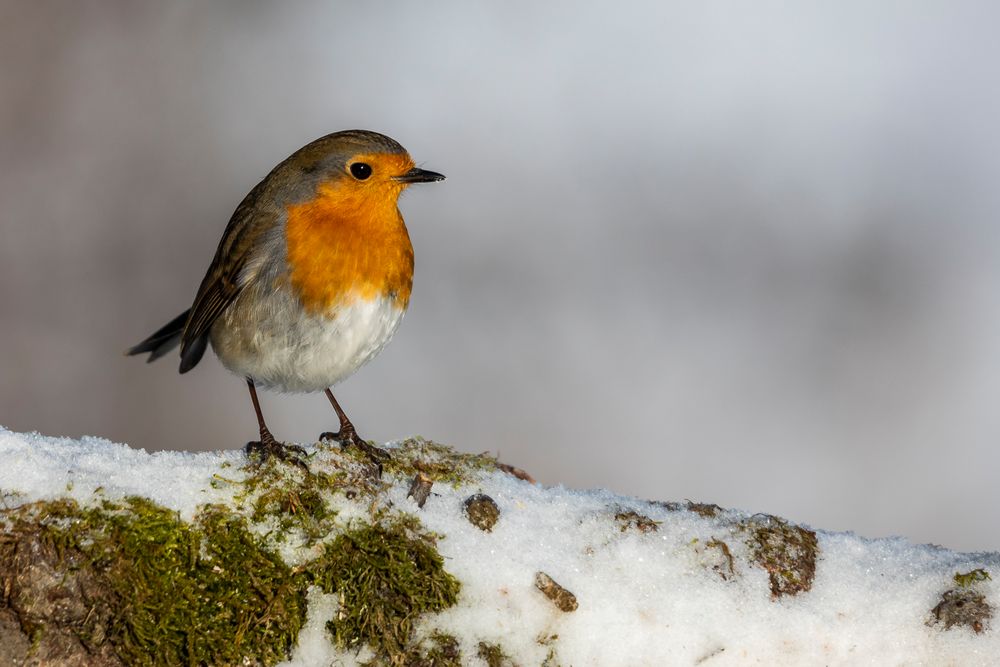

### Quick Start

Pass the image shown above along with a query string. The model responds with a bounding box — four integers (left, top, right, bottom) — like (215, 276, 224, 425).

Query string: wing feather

(178, 186, 271, 373)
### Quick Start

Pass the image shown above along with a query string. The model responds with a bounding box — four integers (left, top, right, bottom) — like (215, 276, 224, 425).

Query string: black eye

(350, 162, 372, 180)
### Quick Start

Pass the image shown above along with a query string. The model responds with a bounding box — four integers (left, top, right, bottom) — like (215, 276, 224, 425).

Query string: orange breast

(285, 180, 414, 313)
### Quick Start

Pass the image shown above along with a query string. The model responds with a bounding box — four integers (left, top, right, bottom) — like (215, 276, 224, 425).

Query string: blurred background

(2, 2, 999, 551)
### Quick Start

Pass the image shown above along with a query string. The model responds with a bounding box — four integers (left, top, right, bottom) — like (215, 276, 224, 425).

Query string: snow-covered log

(1, 427, 998, 666)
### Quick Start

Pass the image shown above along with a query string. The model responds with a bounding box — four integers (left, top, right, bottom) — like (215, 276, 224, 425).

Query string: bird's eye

(350, 162, 372, 180)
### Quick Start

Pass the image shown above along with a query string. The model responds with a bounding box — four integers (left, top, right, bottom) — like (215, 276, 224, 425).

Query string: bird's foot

(319, 428, 390, 474)
(246, 431, 308, 470)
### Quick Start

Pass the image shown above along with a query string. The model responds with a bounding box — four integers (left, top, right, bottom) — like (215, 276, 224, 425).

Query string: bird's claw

(319, 429, 390, 474)
(246, 436, 308, 470)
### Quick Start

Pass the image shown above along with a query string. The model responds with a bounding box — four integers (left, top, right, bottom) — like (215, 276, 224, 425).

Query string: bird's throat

(285, 182, 414, 314)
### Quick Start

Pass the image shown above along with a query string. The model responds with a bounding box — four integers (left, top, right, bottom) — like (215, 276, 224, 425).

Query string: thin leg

(319, 389, 390, 466)
(245, 378, 307, 468)
(247, 377, 270, 434)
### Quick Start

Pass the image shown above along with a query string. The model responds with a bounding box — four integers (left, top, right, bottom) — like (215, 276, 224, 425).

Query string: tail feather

(179, 334, 208, 374)
(126, 309, 190, 363)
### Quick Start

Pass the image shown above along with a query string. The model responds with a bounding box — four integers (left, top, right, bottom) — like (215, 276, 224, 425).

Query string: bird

(127, 129, 445, 466)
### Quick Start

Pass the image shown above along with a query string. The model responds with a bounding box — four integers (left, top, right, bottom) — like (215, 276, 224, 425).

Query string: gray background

(3, 2, 999, 551)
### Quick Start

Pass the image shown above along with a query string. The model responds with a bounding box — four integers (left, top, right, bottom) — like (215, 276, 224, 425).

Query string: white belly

(210, 294, 407, 393)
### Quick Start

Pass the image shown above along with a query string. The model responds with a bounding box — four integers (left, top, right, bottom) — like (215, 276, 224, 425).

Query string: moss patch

(743, 515, 818, 598)
(381, 437, 499, 487)
(657, 500, 723, 518)
(1, 473, 464, 667)
(309, 517, 462, 664)
(405, 631, 463, 666)
(0, 497, 306, 666)
(237, 457, 346, 544)
(929, 569, 994, 633)
(704, 538, 736, 581)
(954, 568, 991, 588)
(477, 641, 515, 667)
(613, 509, 660, 534)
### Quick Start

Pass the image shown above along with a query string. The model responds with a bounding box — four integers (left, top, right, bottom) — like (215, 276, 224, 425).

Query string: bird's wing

(179, 186, 274, 372)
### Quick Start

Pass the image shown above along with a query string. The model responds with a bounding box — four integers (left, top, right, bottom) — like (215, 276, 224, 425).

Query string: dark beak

(394, 167, 446, 184)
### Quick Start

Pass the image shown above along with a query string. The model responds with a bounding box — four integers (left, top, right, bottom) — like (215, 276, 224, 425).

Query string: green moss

(2, 437, 474, 666)
(380, 437, 499, 487)
(0, 497, 306, 665)
(657, 500, 722, 518)
(954, 568, 991, 588)
(3, 441, 485, 665)
(537, 633, 562, 667)
(227, 445, 466, 664)
(477, 641, 515, 667)
(1, 496, 466, 666)
(308, 517, 461, 664)
(686, 502, 723, 518)
(743, 515, 818, 598)
(613, 509, 660, 533)
(401, 631, 463, 666)
(228, 438, 497, 527)
(704, 538, 736, 581)
(230, 457, 349, 544)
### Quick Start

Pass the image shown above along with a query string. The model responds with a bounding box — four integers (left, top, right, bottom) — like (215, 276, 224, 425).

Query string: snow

(2, 426, 999, 665)
(0, 428, 245, 519)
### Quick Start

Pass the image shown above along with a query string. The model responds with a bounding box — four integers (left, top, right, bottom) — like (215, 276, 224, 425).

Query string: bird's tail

(126, 309, 190, 363)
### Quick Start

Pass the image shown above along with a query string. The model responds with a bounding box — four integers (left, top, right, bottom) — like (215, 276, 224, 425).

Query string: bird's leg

(319, 389, 391, 466)
(245, 378, 307, 468)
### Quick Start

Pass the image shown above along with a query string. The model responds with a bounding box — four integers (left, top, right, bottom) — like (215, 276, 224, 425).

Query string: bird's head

(280, 130, 444, 210)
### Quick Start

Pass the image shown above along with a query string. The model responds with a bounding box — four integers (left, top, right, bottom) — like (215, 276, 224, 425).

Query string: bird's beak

(394, 167, 446, 184)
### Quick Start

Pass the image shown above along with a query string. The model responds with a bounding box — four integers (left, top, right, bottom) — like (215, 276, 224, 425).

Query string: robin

(127, 130, 444, 466)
